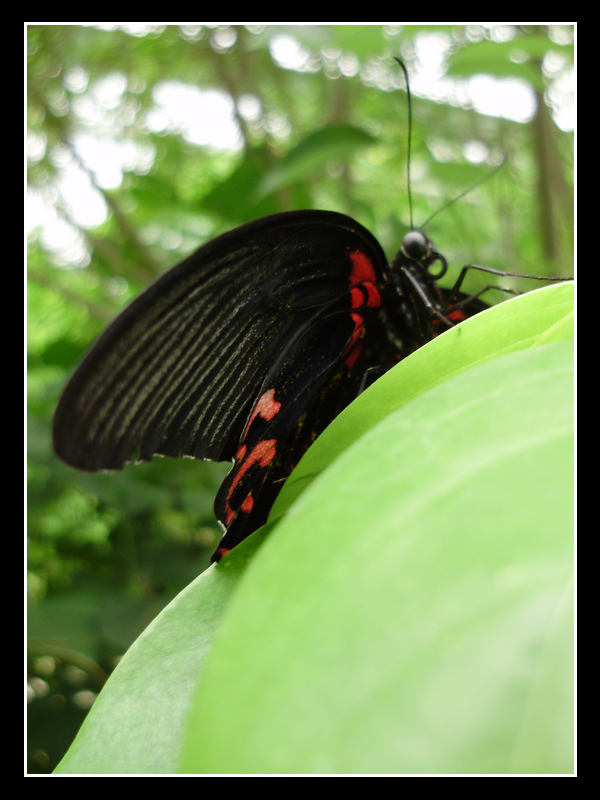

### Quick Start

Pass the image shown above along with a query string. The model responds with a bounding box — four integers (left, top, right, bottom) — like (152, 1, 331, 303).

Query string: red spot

(349, 312, 364, 348)
(350, 287, 363, 309)
(344, 343, 363, 371)
(256, 440, 277, 468)
(350, 283, 381, 310)
(235, 444, 247, 461)
(241, 495, 254, 514)
(343, 313, 365, 370)
(224, 439, 278, 525)
(446, 309, 467, 322)
(244, 388, 282, 440)
(217, 548, 231, 559)
(363, 282, 380, 307)
(349, 250, 376, 285)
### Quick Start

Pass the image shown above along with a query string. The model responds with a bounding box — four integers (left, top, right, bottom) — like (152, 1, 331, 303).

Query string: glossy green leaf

(182, 340, 573, 774)
(53, 292, 573, 775)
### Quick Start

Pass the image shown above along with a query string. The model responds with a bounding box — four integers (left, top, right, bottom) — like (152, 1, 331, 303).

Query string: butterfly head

(399, 230, 448, 280)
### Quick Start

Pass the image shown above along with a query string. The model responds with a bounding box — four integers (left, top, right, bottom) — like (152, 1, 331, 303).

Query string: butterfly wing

(211, 290, 384, 559)
(53, 210, 388, 475)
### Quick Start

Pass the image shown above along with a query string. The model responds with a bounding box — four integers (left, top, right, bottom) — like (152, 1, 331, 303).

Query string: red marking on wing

(244, 388, 282, 440)
(344, 342, 363, 371)
(349, 312, 364, 348)
(216, 547, 231, 560)
(343, 312, 365, 370)
(350, 283, 381, 310)
(350, 287, 363, 309)
(241, 495, 254, 514)
(363, 282, 380, 307)
(235, 444, 247, 461)
(224, 439, 278, 525)
(349, 250, 376, 285)
(256, 441, 277, 468)
(348, 252, 380, 317)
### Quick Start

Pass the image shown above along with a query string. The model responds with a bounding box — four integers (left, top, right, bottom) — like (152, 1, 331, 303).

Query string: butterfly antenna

(394, 57, 414, 231)
(419, 154, 506, 229)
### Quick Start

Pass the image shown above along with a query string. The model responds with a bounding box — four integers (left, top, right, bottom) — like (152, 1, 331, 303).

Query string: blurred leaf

(329, 25, 389, 59)
(28, 588, 160, 656)
(255, 125, 376, 200)
(38, 339, 91, 369)
(200, 149, 280, 223)
(449, 36, 574, 70)
(53, 525, 271, 774)
(427, 160, 490, 187)
(447, 37, 574, 89)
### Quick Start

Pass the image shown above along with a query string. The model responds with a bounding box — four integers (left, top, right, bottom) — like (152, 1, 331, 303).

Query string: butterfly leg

(357, 365, 386, 395)
(443, 284, 521, 312)
(444, 263, 571, 309)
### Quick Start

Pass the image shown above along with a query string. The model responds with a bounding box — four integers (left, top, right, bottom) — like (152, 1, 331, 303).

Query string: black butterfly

(53, 206, 565, 562)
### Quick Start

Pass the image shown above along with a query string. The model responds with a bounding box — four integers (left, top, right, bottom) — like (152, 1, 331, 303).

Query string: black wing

(211, 290, 386, 559)
(53, 210, 388, 472)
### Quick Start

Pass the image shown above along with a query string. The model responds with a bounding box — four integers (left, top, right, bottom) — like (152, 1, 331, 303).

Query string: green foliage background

(27, 24, 574, 774)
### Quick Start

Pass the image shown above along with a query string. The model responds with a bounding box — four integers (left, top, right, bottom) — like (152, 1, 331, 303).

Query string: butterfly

(53, 205, 568, 563)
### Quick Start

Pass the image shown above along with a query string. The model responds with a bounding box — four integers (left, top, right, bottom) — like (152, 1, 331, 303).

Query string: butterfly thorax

(379, 231, 448, 354)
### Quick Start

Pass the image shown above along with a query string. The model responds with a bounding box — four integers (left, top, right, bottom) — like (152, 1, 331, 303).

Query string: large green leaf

(182, 340, 573, 774)
(53, 285, 573, 775)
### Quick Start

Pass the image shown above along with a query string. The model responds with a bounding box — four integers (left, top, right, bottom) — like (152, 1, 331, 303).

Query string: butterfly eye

(402, 230, 429, 260)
